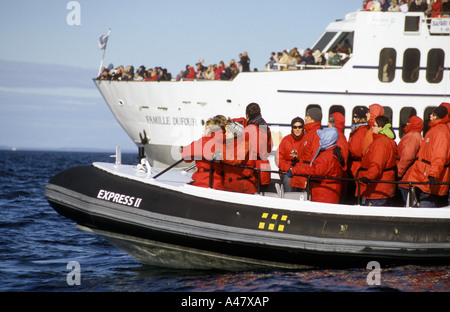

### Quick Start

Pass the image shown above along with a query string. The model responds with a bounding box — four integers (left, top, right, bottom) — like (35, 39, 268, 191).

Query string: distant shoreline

(0, 147, 136, 154)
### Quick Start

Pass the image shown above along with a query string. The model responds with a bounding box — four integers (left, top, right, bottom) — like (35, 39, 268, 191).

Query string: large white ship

(94, 10, 450, 167)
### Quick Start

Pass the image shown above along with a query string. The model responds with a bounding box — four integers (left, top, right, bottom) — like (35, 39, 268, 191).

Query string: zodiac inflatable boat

(45, 151, 450, 270)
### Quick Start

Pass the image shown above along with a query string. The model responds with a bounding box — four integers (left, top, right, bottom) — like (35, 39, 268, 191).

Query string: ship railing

(268, 63, 342, 71)
(208, 160, 449, 207)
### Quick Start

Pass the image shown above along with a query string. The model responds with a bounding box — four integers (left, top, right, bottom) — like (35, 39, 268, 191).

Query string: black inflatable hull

(45, 164, 450, 270)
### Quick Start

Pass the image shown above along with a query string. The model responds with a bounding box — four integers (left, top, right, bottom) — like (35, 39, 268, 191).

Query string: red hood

(440, 102, 450, 119)
(368, 104, 384, 127)
(331, 112, 345, 133)
(403, 115, 423, 134)
(429, 115, 449, 128)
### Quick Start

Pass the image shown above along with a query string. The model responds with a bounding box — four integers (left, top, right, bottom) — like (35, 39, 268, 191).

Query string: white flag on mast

(98, 29, 111, 50)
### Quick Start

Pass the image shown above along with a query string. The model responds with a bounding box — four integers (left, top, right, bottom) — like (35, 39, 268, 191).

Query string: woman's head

(204, 115, 228, 135)
(291, 117, 304, 137)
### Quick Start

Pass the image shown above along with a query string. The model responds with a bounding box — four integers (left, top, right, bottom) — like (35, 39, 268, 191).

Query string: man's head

(246, 102, 261, 121)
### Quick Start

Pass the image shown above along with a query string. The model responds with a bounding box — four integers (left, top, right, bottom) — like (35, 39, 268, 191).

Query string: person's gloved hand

(359, 177, 371, 184)
(212, 151, 223, 161)
(428, 176, 439, 185)
(286, 169, 293, 178)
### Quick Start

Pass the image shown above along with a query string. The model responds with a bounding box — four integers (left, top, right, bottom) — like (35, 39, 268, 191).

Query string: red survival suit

(396, 116, 423, 179)
(181, 131, 225, 190)
(290, 121, 321, 189)
(358, 133, 398, 200)
(221, 133, 258, 194)
(405, 116, 450, 196)
(275, 129, 304, 173)
(241, 117, 273, 186)
(292, 146, 344, 204)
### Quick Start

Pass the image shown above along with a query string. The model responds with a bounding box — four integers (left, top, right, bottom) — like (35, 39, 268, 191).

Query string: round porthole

(118, 99, 125, 105)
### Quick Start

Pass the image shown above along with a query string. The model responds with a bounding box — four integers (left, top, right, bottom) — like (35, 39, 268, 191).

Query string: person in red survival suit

(348, 106, 369, 181)
(397, 115, 423, 179)
(328, 112, 349, 170)
(328, 111, 349, 203)
(288, 127, 345, 204)
(243, 103, 273, 191)
(290, 107, 322, 190)
(347, 106, 369, 202)
(362, 103, 385, 154)
(358, 115, 398, 206)
(180, 115, 227, 190)
(403, 105, 450, 207)
(440, 102, 450, 132)
(217, 119, 258, 194)
(397, 115, 423, 204)
(275, 117, 305, 192)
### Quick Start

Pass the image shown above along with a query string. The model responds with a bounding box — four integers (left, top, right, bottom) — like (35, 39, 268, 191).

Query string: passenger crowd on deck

(96, 45, 352, 82)
(96, 1, 450, 82)
(363, 0, 450, 14)
(181, 102, 450, 208)
(96, 51, 253, 82)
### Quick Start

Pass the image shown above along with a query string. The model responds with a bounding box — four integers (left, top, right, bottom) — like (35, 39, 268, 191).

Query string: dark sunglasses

(292, 126, 303, 129)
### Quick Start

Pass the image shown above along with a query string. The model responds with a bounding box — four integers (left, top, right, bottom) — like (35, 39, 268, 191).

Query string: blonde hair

(205, 115, 228, 134)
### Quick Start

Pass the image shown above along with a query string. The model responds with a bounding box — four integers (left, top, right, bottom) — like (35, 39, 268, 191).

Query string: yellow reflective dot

(268, 223, 275, 230)
(281, 215, 288, 221)
(278, 225, 285, 232)
(262, 213, 269, 219)
(271, 214, 278, 220)
(258, 222, 265, 229)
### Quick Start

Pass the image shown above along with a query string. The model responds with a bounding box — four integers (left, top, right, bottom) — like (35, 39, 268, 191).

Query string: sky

(0, 0, 362, 152)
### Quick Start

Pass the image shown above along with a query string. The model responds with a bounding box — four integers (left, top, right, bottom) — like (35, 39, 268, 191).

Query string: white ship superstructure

(94, 11, 450, 167)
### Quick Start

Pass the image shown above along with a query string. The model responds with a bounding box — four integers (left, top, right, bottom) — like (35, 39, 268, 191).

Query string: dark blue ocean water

(1, 150, 449, 296)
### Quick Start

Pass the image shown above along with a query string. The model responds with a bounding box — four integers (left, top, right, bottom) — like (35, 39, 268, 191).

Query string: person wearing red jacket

(243, 103, 273, 190)
(397, 115, 423, 204)
(220, 120, 258, 194)
(184, 65, 196, 79)
(290, 127, 344, 203)
(397, 115, 423, 179)
(439, 102, 450, 206)
(275, 117, 305, 192)
(405, 106, 450, 207)
(181, 115, 227, 190)
(328, 111, 350, 202)
(348, 106, 369, 199)
(358, 116, 398, 206)
(430, 0, 442, 17)
(362, 103, 385, 154)
(440, 102, 450, 132)
(328, 112, 349, 170)
(290, 107, 322, 190)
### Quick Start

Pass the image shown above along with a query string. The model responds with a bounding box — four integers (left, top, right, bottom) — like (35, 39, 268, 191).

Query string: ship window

(330, 32, 354, 54)
(402, 49, 420, 83)
(404, 16, 420, 32)
(399, 107, 418, 138)
(328, 105, 345, 125)
(312, 32, 337, 53)
(378, 48, 396, 82)
(426, 49, 444, 83)
(383, 106, 393, 127)
(329, 105, 345, 117)
(306, 104, 322, 121)
(351, 106, 368, 124)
